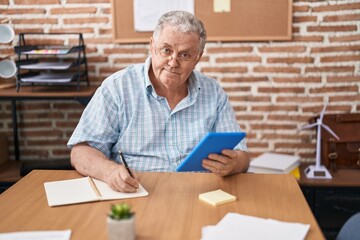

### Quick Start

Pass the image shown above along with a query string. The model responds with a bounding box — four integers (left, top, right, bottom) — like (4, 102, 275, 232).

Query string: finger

(202, 159, 227, 176)
(120, 169, 139, 189)
(110, 168, 138, 192)
(115, 177, 138, 193)
(208, 153, 230, 164)
(130, 169, 141, 182)
(221, 149, 237, 158)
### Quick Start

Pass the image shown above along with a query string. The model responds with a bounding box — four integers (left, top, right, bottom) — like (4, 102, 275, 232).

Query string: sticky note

(214, 0, 231, 13)
(199, 189, 236, 206)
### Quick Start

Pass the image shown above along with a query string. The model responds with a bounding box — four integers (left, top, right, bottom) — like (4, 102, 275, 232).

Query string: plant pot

(107, 215, 136, 240)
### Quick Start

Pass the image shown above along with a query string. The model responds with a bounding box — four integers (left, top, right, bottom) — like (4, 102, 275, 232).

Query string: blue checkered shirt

(67, 57, 247, 172)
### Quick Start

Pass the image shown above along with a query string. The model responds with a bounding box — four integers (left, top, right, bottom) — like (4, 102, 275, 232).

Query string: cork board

(111, 0, 292, 43)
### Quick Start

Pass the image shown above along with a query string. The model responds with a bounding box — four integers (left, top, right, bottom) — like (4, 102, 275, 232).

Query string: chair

(336, 212, 360, 240)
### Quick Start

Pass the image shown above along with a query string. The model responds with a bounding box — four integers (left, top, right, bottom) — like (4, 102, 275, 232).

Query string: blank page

(44, 177, 99, 207)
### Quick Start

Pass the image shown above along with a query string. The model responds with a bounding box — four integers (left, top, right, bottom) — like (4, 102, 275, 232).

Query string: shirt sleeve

(67, 79, 121, 159)
(213, 87, 248, 152)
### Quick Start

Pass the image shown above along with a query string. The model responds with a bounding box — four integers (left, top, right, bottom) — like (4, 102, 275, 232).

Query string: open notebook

(44, 177, 148, 207)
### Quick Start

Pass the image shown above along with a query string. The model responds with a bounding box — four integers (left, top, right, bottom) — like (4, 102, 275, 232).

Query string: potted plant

(107, 203, 135, 240)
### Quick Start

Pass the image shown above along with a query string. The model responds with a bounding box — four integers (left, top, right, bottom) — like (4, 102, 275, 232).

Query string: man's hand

(106, 165, 140, 193)
(202, 149, 250, 176)
(71, 143, 140, 193)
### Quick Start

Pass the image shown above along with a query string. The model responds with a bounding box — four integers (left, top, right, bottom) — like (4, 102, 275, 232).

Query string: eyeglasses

(154, 46, 199, 63)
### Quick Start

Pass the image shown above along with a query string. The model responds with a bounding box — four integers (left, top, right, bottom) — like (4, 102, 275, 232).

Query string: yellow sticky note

(199, 189, 236, 206)
(290, 167, 300, 180)
(214, 0, 231, 13)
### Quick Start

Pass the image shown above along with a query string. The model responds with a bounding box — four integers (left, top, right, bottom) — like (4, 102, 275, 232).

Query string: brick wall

(0, 0, 359, 162)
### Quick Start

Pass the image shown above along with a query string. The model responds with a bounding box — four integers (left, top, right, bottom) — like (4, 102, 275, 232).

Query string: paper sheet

(0, 230, 71, 240)
(133, 0, 194, 32)
(201, 213, 310, 240)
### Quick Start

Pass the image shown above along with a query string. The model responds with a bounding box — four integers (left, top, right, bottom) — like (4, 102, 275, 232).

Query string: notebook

(44, 177, 148, 207)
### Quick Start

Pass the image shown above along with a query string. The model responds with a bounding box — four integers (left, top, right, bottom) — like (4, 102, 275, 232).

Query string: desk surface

(0, 170, 324, 240)
(0, 85, 98, 99)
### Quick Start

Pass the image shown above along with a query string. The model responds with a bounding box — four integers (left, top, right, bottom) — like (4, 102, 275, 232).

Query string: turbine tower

(302, 102, 340, 179)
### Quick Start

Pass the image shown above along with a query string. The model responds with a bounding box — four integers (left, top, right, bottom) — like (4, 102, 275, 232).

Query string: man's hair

(153, 11, 207, 52)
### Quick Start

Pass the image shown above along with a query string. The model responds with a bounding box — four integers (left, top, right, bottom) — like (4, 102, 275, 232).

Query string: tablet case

(176, 132, 246, 172)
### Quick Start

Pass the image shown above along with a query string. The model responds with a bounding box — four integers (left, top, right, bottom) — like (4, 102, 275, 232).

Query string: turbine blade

(321, 124, 340, 140)
(301, 122, 318, 130)
(319, 101, 328, 121)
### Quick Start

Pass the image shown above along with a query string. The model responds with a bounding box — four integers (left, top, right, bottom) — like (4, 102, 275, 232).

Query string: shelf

(0, 85, 98, 100)
(20, 62, 73, 70)
(0, 161, 21, 183)
(15, 45, 83, 55)
(15, 33, 89, 91)
(19, 72, 78, 83)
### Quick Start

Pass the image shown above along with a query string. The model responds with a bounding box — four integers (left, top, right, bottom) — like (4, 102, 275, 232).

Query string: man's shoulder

(102, 63, 145, 86)
(111, 63, 145, 79)
(192, 70, 222, 89)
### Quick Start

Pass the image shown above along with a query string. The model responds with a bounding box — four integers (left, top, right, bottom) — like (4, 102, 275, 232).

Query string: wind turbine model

(301, 102, 340, 179)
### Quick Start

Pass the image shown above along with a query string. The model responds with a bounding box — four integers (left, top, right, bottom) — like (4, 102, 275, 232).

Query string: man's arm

(70, 143, 139, 192)
(201, 149, 250, 176)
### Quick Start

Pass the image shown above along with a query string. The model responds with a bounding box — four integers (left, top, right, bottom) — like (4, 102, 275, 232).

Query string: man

(67, 11, 249, 193)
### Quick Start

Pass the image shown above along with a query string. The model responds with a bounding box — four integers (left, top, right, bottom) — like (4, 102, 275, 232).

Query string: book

(44, 177, 149, 207)
(290, 166, 300, 180)
(248, 152, 300, 174)
(199, 189, 236, 206)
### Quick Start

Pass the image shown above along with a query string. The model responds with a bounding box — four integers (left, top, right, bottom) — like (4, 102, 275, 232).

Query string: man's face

(149, 25, 202, 92)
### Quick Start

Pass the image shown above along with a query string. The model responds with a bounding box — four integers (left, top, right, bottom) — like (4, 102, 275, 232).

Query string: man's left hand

(202, 149, 249, 176)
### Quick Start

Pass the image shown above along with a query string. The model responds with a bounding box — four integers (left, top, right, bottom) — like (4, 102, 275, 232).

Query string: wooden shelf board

(0, 161, 21, 182)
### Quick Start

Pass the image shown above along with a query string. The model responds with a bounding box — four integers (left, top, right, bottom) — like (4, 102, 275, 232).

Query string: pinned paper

(214, 0, 231, 13)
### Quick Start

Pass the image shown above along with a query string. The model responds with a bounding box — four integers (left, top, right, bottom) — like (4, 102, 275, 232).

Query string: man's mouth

(163, 68, 180, 75)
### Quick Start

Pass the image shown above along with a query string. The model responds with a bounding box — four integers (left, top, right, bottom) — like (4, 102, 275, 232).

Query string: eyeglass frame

(152, 41, 201, 64)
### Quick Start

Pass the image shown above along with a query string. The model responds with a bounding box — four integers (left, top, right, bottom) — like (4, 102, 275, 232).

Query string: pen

(119, 150, 134, 178)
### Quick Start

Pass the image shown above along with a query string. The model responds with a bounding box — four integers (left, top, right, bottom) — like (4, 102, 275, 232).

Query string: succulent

(109, 203, 133, 220)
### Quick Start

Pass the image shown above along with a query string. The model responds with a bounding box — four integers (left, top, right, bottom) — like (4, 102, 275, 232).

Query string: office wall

(0, 0, 359, 162)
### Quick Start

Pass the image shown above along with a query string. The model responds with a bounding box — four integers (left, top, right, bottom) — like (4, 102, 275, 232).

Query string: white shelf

(20, 73, 75, 83)
(21, 48, 72, 55)
(20, 62, 73, 70)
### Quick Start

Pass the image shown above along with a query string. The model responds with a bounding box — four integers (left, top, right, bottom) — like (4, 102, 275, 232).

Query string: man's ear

(149, 37, 154, 52)
(195, 50, 204, 64)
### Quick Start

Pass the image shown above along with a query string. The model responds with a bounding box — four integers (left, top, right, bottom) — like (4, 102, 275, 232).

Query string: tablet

(176, 132, 246, 172)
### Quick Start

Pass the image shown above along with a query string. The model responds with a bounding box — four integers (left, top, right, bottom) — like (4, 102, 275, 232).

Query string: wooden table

(0, 170, 325, 240)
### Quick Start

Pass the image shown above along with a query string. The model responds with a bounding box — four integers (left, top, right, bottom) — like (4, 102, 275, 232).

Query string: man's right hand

(106, 164, 140, 193)
(70, 143, 140, 193)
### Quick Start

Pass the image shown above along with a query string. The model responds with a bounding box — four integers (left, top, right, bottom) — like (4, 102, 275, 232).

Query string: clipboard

(176, 132, 246, 172)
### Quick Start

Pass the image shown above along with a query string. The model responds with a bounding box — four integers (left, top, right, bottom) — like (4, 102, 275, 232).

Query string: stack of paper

(0, 230, 71, 240)
(248, 152, 300, 174)
(201, 213, 310, 240)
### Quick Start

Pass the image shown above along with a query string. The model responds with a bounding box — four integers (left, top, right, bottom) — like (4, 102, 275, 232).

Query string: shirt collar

(144, 57, 155, 96)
